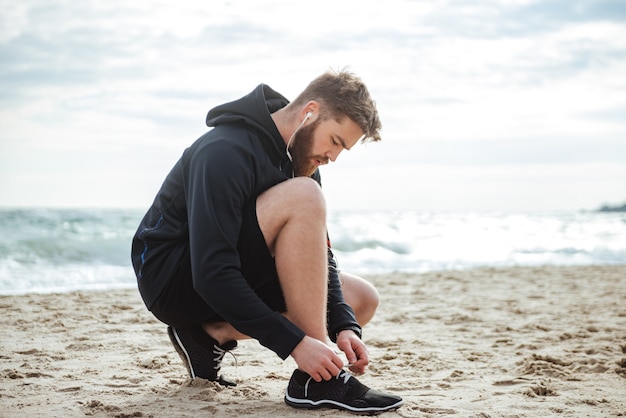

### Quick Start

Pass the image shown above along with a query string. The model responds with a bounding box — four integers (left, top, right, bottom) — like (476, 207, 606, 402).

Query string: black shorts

(149, 201, 285, 328)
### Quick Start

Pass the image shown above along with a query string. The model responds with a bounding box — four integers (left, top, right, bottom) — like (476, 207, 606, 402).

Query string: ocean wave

(1, 208, 625, 294)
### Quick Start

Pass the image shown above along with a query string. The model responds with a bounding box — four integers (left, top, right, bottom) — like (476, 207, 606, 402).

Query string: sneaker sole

(284, 394, 403, 414)
(167, 326, 196, 379)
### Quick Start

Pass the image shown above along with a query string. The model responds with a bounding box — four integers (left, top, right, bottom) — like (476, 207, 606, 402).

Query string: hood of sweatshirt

(206, 84, 289, 165)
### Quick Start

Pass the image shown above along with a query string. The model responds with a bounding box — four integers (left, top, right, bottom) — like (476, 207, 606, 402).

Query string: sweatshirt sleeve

(184, 136, 304, 359)
(326, 245, 362, 342)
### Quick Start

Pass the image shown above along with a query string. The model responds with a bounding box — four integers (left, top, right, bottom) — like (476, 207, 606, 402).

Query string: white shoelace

(337, 370, 351, 384)
(212, 345, 237, 371)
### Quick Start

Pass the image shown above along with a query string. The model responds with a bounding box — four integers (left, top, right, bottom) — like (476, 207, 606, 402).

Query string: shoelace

(337, 370, 351, 384)
(212, 345, 238, 371)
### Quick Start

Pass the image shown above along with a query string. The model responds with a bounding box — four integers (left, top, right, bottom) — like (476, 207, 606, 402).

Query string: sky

(1, 0, 625, 211)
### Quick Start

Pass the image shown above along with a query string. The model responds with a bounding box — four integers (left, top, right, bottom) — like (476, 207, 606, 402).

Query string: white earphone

(286, 111, 313, 163)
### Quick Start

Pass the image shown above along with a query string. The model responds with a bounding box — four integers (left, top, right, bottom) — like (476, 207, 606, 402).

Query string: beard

(289, 118, 321, 177)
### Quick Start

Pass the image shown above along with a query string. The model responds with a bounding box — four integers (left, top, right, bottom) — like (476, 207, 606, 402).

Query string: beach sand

(1, 265, 625, 417)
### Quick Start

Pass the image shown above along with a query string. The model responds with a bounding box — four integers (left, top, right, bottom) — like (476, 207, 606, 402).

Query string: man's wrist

(336, 326, 362, 340)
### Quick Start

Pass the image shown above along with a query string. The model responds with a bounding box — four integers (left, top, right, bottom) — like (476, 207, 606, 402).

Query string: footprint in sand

(517, 354, 573, 379)
(524, 383, 558, 397)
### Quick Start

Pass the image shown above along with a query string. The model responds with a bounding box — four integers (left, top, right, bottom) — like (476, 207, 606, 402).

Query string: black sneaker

(167, 325, 237, 386)
(284, 369, 403, 414)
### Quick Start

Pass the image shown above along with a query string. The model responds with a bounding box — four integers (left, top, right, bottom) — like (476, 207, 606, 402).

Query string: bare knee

(257, 177, 326, 254)
(340, 272, 379, 326)
(286, 177, 326, 216)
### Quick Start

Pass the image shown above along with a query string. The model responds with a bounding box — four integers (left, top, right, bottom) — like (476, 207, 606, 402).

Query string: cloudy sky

(1, 0, 625, 211)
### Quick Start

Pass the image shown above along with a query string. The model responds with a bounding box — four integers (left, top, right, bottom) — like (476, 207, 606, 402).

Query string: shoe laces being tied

(336, 369, 351, 384)
(213, 341, 238, 371)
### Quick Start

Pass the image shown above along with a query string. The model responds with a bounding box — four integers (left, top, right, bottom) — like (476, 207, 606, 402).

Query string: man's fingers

(337, 339, 357, 364)
(349, 363, 366, 375)
(353, 341, 369, 363)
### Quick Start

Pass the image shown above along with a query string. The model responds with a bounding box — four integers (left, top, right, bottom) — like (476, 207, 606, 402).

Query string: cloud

(1, 0, 625, 210)
(418, 0, 626, 38)
(514, 0, 626, 27)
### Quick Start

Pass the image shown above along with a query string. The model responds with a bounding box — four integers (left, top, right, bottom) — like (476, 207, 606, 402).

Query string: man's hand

(291, 336, 345, 382)
(336, 329, 369, 375)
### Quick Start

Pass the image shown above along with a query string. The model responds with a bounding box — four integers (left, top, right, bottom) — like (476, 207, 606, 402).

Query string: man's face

(290, 115, 364, 177)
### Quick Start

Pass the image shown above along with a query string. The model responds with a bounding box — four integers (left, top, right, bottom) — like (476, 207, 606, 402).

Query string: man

(131, 70, 403, 414)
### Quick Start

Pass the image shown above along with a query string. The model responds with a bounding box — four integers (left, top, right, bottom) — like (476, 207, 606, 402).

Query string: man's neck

(270, 107, 298, 147)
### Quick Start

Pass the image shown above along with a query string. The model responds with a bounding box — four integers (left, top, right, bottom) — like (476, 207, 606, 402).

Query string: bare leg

(202, 321, 247, 344)
(339, 272, 380, 327)
(256, 177, 329, 340)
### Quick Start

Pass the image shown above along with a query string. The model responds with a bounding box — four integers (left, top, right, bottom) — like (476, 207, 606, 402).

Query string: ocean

(0, 208, 624, 295)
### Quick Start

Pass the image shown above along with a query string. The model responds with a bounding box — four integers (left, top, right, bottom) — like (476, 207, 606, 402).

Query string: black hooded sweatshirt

(131, 84, 361, 360)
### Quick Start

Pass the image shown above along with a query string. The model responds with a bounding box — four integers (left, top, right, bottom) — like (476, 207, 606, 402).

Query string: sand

(1, 265, 625, 417)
